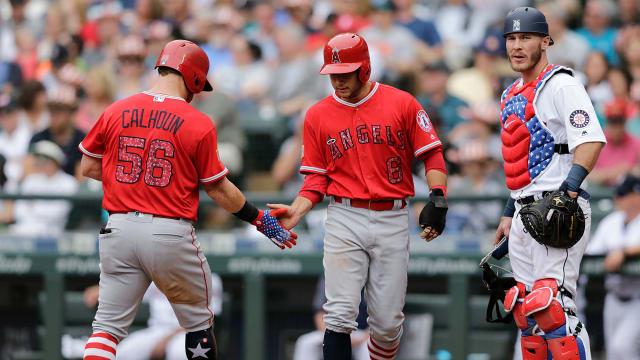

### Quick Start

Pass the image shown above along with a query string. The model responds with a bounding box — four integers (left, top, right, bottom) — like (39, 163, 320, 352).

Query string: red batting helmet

(320, 33, 371, 83)
(155, 40, 213, 93)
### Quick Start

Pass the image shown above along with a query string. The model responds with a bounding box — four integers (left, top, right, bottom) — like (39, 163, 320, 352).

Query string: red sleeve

(195, 129, 229, 183)
(420, 147, 447, 196)
(300, 110, 327, 175)
(298, 173, 329, 206)
(79, 113, 106, 158)
(406, 97, 442, 158)
(420, 147, 446, 174)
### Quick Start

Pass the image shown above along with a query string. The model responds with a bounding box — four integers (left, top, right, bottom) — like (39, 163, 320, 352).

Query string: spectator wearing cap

(576, 0, 621, 66)
(415, 61, 468, 134)
(590, 99, 640, 186)
(0, 94, 32, 193)
(392, 0, 443, 64)
(360, 0, 422, 89)
(16, 80, 50, 132)
(27, 87, 86, 179)
(447, 30, 510, 107)
(538, 1, 591, 71)
(114, 35, 152, 100)
(585, 173, 640, 359)
(9, 140, 78, 237)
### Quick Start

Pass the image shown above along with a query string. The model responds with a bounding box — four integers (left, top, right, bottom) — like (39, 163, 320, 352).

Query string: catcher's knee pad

(504, 282, 529, 330)
(522, 279, 566, 332)
(521, 335, 548, 360)
(185, 327, 217, 360)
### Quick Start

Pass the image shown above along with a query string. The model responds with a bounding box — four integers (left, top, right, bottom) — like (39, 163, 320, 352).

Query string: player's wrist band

(503, 197, 516, 217)
(565, 164, 589, 192)
(233, 200, 259, 223)
(430, 185, 447, 197)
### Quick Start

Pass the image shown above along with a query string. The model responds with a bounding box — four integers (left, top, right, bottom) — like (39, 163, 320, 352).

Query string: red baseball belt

(333, 196, 407, 211)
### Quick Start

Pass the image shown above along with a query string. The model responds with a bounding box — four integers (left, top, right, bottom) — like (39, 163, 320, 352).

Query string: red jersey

(79, 91, 228, 221)
(300, 82, 441, 199)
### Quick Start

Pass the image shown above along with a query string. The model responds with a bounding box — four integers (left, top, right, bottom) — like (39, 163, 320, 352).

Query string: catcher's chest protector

(500, 65, 571, 190)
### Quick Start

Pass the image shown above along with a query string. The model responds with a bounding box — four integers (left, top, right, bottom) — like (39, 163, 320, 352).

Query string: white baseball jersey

(509, 72, 606, 199)
(586, 211, 640, 298)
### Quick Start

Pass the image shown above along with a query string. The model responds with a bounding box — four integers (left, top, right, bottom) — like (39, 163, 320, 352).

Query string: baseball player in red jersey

(78, 40, 296, 360)
(269, 33, 449, 360)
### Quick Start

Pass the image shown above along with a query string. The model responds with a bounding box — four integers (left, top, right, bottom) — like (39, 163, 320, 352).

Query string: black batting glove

(419, 188, 448, 235)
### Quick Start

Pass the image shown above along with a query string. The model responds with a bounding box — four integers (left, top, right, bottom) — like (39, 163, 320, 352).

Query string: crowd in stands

(1, 0, 639, 233)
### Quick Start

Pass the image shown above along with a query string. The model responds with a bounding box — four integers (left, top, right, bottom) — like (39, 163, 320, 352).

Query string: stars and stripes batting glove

(251, 208, 298, 249)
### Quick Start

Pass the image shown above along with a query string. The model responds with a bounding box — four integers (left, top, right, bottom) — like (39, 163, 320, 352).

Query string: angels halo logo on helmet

(155, 40, 213, 94)
(320, 33, 371, 83)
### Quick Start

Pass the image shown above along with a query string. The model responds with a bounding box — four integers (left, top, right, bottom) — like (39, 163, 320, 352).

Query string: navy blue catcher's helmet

(503, 7, 554, 45)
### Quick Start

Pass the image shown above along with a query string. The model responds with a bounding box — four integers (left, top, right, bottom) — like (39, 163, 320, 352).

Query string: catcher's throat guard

(480, 237, 515, 324)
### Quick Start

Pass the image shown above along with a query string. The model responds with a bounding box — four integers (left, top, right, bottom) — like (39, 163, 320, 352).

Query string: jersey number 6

(116, 135, 175, 187)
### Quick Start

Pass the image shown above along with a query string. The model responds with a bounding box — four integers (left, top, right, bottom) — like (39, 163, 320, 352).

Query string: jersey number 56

(116, 135, 174, 187)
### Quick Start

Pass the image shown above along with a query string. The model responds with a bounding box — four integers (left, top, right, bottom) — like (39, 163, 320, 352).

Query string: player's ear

(541, 36, 550, 51)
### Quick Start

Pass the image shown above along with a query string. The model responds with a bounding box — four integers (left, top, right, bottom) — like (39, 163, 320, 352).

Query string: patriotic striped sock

(367, 337, 399, 360)
(83, 332, 118, 360)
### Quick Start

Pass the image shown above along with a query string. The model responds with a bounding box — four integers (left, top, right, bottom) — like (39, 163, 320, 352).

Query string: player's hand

(559, 180, 578, 198)
(419, 189, 448, 242)
(252, 208, 298, 249)
(604, 249, 626, 272)
(267, 203, 302, 230)
(494, 216, 512, 245)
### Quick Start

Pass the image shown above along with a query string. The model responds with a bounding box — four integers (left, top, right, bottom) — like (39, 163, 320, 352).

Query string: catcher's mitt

(519, 191, 585, 249)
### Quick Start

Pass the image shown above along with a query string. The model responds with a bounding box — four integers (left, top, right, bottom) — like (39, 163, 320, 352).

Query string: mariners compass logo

(513, 19, 520, 31)
(331, 48, 341, 63)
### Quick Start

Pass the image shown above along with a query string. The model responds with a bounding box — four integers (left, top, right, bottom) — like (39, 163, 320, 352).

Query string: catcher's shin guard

(544, 323, 587, 360)
(521, 335, 548, 360)
(186, 327, 217, 360)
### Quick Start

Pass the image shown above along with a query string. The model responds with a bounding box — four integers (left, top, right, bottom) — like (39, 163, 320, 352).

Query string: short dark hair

(18, 80, 46, 110)
(157, 66, 181, 77)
